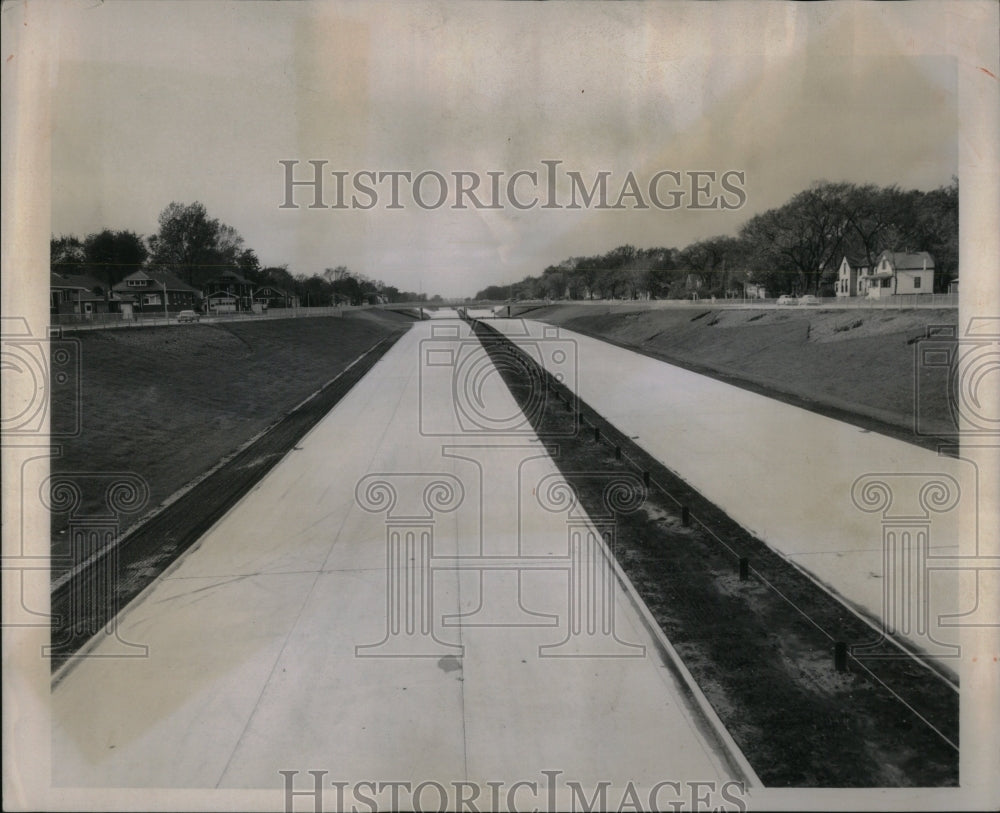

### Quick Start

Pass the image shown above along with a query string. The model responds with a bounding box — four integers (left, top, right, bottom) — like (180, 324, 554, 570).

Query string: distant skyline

(50, 2, 958, 298)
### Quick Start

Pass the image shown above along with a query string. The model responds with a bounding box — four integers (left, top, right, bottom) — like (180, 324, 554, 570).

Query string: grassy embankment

(523, 303, 957, 444)
(50, 310, 413, 578)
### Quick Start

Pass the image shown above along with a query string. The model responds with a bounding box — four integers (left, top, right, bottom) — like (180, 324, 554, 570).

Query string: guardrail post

(834, 641, 848, 672)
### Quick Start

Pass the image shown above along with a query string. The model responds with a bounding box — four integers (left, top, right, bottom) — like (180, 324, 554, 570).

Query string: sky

(46, 0, 960, 298)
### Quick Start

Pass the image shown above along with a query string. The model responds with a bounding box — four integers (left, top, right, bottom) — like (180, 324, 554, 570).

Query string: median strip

(468, 316, 958, 787)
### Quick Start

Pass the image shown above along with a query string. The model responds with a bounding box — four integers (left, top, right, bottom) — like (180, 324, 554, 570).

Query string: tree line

(51, 201, 432, 306)
(475, 179, 958, 300)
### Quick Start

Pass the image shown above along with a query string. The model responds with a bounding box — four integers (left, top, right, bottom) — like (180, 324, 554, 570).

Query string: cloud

(49, 2, 958, 298)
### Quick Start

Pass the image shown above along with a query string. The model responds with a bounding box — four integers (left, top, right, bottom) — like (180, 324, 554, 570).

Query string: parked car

(776, 294, 797, 305)
(798, 295, 820, 306)
(177, 310, 200, 323)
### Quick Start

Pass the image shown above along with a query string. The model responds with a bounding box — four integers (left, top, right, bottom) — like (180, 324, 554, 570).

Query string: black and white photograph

(2, 1, 998, 810)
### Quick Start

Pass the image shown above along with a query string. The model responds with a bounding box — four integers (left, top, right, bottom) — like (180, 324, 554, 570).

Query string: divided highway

(51, 318, 754, 801)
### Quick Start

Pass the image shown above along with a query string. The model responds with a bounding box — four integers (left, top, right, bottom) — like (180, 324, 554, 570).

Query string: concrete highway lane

(51, 319, 753, 801)
(489, 318, 976, 674)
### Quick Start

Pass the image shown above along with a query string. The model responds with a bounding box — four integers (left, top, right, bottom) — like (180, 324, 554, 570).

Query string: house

(861, 251, 934, 299)
(836, 256, 869, 298)
(112, 270, 200, 313)
(743, 282, 768, 299)
(203, 291, 239, 313)
(253, 285, 297, 309)
(51, 272, 92, 314)
(948, 278, 959, 294)
(202, 271, 255, 311)
(684, 273, 704, 293)
(50, 272, 115, 316)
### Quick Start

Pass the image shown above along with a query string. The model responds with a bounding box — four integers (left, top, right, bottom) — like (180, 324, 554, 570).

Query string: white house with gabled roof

(836, 255, 869, 297)
(860, 250, 934, 299)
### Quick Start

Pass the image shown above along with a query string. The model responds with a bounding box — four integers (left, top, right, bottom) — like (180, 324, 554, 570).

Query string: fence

(49, 293, 958, 331)
(512, 294, 959, 310)
(50, 305, 370, 331)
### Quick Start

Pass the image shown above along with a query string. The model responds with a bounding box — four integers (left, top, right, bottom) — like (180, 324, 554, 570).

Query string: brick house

(252, 285, 297, 309)
(112, 270, 200, 313)
(50, 272, 116, 316)
(202, 271, 255, 312)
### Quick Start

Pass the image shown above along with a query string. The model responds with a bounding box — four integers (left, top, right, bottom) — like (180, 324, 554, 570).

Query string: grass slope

(527, 304, 956, 442)
(50, 311, 412, 577)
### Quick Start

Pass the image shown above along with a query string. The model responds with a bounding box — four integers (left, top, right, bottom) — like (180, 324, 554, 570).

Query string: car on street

(177, 310, 200, 323)
(797, 295, 820, 306)
(776, 294, 797, 305)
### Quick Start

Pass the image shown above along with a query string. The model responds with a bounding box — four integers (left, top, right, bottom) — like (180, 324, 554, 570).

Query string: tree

(467, 178, 958, 300)
(260, 265, 297, 291)
(741, 182, 852, 294)
(913, 179, 958, 291)
(296, 273, 332, 307)
(323, 266, 362, 304)
(637, 247, 677, 299)
(147, 202, 245, 286)
(82, 229, 148, 287)
(50, 235, 85, 275)
(678, 235, 745, 295)
(839, 184, 907, 270)
(237, 248, 262, 283)
(474, 284, 512, 300)
(540, 269, 566, 299)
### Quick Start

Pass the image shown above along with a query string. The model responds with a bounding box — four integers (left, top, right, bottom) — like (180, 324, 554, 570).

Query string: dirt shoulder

(523, 304, 957, 452)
